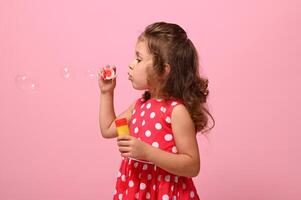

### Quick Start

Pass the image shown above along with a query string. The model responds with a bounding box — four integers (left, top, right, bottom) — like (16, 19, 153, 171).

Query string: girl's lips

(128, 72, 133, 80)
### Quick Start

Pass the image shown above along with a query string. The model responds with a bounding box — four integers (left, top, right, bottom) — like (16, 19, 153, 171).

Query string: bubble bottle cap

(115, 118, 128, 127)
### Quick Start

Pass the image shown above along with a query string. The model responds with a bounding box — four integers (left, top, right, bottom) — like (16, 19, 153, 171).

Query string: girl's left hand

(117, 135, 149, 160)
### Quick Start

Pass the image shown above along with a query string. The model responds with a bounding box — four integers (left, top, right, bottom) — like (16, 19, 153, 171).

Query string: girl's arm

(145, 104, 200, 177)
(98, 71, 135, 139)
(99, 91, 135, 139)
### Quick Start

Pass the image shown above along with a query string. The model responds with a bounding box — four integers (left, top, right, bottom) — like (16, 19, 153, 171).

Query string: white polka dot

(172, 146, 178, 153)
(118, 193, 123, 200)
(160, 106, 166, 113)
(146, 103, 152, 109)
(165, 116, 171, 123)
(121, 175, 126, 182)
(190, 191, 195, 198)
(171, 185, 174, 191)
(155, 123, 162, 130)
(162, 194, 169, 200)
(172, 195, 177, 200)
(174, 176, 179, 183)
(145, 130, 152, 137)
(150, 112, 156, 118)
(140, 103, 145, 108)
(143, 164, 148, 170)
(140, 111, 145, 117)
(152, 142, 159, 148)
(182, 183, 187, 189)
(171, 101, 178, 106)
(117, 171, 121, 177)
(164, 134, 173, 141)
(132, 118, 137, 124)
(158, 175, 161, 181)
(147, 174, 152, 180)
(146, 192, 151, 199)
(132, 109, 136, 114)
(126, 189, 128, 195)
(156, 99, 163, 102)
(134, 162, 139, 168)
(129, 170, 131, 176)
(135, 192, 139, 199)
(134, 127, 139, 134)
(140, 183, 146, 190)
(142, 120, 146, 126)
(129, 180, 134, 187)
(153, 184, 156, 190)
(114, 189, 117, 195)
(165, 175, 170, 182)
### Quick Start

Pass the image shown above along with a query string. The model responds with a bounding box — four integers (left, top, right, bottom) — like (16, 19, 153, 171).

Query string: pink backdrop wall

(0, 0, 299, 199)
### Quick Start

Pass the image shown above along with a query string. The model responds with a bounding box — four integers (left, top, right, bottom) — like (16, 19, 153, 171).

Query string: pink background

(0, 0, 299, 199)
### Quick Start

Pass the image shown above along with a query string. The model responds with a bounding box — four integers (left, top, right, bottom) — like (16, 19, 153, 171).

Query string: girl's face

(128, 40, 153, 90)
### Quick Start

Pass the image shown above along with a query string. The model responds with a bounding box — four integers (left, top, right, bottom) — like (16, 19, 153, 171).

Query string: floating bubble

(14, 75, 38, 93)
(86, 68, 98, 80)
(60, 66, 72, 80)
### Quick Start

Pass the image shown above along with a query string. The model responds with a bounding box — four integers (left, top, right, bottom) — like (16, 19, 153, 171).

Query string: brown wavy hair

(138, 22, 215, 134)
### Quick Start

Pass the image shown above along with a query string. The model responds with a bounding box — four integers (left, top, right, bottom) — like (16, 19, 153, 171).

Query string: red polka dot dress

(113, 97, 200, 200)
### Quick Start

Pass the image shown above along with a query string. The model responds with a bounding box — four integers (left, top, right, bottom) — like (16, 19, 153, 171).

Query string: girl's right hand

(98, 68, 116, 94)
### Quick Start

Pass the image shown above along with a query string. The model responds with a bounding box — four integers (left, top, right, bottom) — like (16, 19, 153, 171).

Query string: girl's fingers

(98, 69, 103, 77)
(117, 135, 131, 141)
(117, 140, 130, 147)
(121, 152, 131, 157)
(119, 146, 131, 153)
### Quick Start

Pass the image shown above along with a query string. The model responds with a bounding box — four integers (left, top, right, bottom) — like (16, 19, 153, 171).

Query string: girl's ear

(164, 63, 171, 76)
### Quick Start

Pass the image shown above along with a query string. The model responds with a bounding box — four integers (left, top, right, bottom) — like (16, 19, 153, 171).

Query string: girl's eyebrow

(135, 51, 143, 57)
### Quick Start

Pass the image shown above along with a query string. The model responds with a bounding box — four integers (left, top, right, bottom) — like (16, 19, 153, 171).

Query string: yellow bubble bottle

(115, 118, 130, 136)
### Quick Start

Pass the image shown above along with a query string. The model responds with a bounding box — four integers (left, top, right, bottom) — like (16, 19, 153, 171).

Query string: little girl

(98, 22, 214, 200)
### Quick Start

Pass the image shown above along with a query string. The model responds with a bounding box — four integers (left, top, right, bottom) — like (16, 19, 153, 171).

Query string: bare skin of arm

(98, 72, 134, 138)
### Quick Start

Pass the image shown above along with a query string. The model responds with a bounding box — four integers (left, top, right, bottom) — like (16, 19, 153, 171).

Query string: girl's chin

(130, 82, 148, 90)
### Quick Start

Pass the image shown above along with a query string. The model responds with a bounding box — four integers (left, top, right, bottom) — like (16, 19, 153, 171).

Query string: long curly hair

(139, 22, 215, 134)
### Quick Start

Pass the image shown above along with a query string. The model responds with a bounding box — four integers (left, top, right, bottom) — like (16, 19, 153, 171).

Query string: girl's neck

(149, 91, 163, 100)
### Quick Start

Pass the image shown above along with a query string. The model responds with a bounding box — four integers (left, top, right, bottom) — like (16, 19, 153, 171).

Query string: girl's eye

(136, 58, 141, 63)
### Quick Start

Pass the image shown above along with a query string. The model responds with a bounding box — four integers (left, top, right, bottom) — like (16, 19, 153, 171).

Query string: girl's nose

(129, 59, 137, 70)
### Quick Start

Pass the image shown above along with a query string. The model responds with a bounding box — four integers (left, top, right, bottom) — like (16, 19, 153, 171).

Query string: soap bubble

(86, 68, 99, 80)
(14, 75, 38, 93)
(60, 66, 72, 80)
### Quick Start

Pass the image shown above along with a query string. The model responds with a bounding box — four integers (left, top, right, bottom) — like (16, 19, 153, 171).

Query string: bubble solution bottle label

(115, 118, 130, 136)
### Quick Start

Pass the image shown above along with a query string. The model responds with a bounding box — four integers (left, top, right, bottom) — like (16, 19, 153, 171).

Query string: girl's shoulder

(133, 97, 145, 107)
(165, 97, 183, 106)
(131, 97, 147, 114)
(163, 98, 184, 117)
